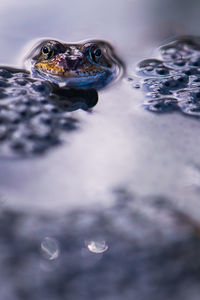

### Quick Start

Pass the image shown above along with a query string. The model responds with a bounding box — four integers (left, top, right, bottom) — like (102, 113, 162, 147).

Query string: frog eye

(41, 45, 55, 59)
(89, 45, 102, 63)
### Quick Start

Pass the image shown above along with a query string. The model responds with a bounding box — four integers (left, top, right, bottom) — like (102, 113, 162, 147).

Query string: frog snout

(64, 55, 83, 70)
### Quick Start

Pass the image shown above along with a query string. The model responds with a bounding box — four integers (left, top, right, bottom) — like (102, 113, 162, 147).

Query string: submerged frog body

(24, 39, 123, 89)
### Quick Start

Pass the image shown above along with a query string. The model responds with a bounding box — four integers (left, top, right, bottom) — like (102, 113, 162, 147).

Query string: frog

(24, 39, 123, 90)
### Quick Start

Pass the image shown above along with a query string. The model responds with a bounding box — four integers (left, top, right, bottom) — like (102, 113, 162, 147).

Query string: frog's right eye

(41, 45, 54, 59)
(89, 45, 102, 63)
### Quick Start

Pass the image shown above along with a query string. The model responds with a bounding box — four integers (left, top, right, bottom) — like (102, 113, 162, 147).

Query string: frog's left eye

(41, 45, 55, 59)
(89, 45, 102, 63)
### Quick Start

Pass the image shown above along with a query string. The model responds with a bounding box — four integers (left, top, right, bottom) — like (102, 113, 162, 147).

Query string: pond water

(1, 1, 200, 299)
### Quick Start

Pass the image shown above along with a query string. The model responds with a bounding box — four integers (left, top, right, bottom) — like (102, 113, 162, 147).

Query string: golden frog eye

(89, 45, 102, 63)
(42, 45, 55, 59)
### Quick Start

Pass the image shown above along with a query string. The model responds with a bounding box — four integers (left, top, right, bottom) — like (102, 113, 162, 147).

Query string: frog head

(24, 39, 123, 89)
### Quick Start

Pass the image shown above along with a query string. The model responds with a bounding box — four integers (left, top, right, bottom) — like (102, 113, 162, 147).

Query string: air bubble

(86, 240, 109, 254)
(41, 237, 60, 260)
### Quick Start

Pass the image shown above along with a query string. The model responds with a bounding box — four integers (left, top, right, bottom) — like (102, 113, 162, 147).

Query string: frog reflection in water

(24, 39, 123, 90)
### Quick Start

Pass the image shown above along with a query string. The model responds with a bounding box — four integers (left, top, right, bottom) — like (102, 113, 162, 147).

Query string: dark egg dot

(0, 80, 10, 88)
(31, 82, 51, 95)
(0, 69, 12, 78)
(156, 68, 169, 75)
(164, 81, 170, 87)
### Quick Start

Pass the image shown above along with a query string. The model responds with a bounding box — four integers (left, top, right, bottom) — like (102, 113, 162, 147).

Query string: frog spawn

(0, 67, 98, 157)
(132, 37, 200, 116)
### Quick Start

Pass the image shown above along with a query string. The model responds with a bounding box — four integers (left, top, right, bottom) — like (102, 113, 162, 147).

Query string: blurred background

(1, 0, 200, 66)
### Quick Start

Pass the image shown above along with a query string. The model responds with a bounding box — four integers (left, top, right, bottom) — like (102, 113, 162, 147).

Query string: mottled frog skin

(24, 39, 123, 89)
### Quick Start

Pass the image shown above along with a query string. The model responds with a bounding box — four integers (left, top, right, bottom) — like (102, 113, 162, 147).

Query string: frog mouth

(34, 60, 107, 77)
(34, 61, 107, 78)
(32, 62, 112, 89)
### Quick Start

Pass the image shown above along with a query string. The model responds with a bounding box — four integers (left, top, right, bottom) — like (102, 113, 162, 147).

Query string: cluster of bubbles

(134, 37, 200, 116)
(0, 67, 98, 157)
(40, 237, 108, 262)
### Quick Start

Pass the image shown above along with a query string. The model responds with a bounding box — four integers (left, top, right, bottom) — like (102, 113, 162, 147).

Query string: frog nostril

(66, 56, 83, 70)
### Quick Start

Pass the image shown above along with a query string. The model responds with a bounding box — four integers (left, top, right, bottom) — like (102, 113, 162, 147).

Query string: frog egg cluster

(135, 37, 200, 115)
(0, 67, 97, 157)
